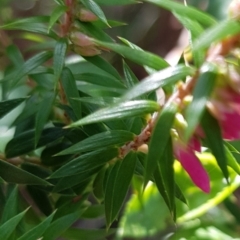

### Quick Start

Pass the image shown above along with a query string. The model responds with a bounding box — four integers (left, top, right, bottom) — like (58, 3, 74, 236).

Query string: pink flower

(173, 138, 210, 193)
(207, 86, 240, 140)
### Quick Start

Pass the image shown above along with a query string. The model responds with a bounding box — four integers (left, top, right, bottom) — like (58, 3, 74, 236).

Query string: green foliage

(0, 0, 239, 239)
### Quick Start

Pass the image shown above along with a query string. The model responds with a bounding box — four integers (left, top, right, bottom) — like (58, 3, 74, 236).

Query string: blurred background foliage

(1, 0, 240, 239)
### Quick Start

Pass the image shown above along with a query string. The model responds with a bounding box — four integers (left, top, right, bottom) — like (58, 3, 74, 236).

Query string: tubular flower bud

(70, 32, 95, 47)
(78, 9, 98, 22)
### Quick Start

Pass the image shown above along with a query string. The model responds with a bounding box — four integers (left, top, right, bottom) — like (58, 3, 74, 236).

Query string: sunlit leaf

(67, 100, 160, 128)
(121, 65, 195, 101)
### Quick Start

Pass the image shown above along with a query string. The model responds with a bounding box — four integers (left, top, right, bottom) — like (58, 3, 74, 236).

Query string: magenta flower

(207, 86, 240, 140)
(173, 138, 210, 193)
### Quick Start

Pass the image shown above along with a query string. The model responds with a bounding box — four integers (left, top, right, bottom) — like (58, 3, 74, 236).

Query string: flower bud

(70, 32, 94, 47)
(228, 0, 240, 20)
(78, 9, 98, 22)
(74, 45, 101, 56)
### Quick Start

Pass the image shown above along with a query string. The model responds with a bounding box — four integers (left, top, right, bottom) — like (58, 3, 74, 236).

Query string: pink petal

(174, 145, 210, 193)
(188, 136, 201, 152)
(221, 111, 240, 140)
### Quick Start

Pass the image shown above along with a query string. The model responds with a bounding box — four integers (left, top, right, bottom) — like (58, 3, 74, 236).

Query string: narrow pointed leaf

(6, 44, 24, 67)
(94, 40, 168, 70)
(201, 110, 229, 180)
(224, 145, 240, 175)
(94, 0, 136, 5)
(50, 147, 119, 178)
(157, 139, 175, 217)
(185, 63, 218, 141)
(81, 0, 109, 26)
(18, 211, 56, 240)
(53, 38, 67, 84)
(121, 65, 195, 101)
(123, 61, 139, 88)
(57, 130, 135, 156)
(61, 68, 82, 119)
(67, 100, 160, 128)
(1, 186, 18, 224)
(0, 16, 50, 34)
(145, 0, 216, 26)
(0, 208, 29, 240)
(35, 93, 55, 146)
(2, 51, 53, 88)
(0, 98, 26, 119)
(84, 55, 122, 80)
(5, 127, 66, 158)
(43, 212, 84, 240)
(144, 103, 178, 186)
(193, 19, 240, 52)
(105, 151, 137, 227)
(48, 5, 67, 31)
(0, 160, 50, 185)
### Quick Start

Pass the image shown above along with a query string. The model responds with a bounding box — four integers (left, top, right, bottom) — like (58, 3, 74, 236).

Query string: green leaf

(0, 16, 50, 35)
(18, 211, 56, 240)
(53, 38, 67, 85)
(121, 65, 195, 101)
(56, 130, 135, 156)
(224, 145, 240, 175)
(185, 63, 218, 141)
(94, 0, 136, 5)
(67, 100, 160, 128)
(193, 19, 240, 52)
(81, 0, 109, 26)
(83, 55, 121, 80)
(0, 98, 26, 119)
(72, 96, 120, 107)
(201, 110, 229, 180)
(1, 186, 18, 224)
(74, 73, 126, 89)
(145, 0, 216, 26)
(105, 151, 137, 227)
(144, 103, 177, 186)
(2, 51, 53, 89)
(62, 228, 115, 240)
(177, 176, 240, 223)
(60, 68, 82, 119)
(50, 147, 119, 178)
(48, 5, 67, 32)
(5, 127, 66, 158)
(76, 21, 113, 43)
(0, 208, 29, 240)
(6, 45, 24, 67)
(155, 139, 175, 217)
(42, 212, 83, 240)
(94, 40, 168, 70)
(35, 93, 56, 146)
(0, 160, 50, 185)
(123, 61, 139, 88)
